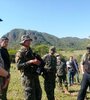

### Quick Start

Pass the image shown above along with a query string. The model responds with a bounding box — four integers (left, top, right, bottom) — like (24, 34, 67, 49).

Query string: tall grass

(7, 63, 90, 100)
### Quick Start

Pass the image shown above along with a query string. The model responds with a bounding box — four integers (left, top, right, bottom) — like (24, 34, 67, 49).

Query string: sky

(0, 0, 90, 38)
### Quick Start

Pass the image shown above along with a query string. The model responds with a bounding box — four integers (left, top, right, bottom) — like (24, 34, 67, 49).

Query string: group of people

(15, 35, 57, 100)
(0, 34, 90, 100)
(56, 54, 80, 95)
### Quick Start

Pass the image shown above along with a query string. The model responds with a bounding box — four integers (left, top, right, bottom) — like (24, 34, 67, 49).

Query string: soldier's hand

(27, 59, 41, 65)
(32, 59, 41, 65)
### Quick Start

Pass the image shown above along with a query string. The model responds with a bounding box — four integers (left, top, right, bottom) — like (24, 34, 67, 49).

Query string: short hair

(1, 36, 9, 41)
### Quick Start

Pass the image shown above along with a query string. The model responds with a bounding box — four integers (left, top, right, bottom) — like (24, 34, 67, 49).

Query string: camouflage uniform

(42, 46, 57, 100)
(77, 44, 90, 100)
(56, 56, 68, 93)
(15, 35, 42, 100)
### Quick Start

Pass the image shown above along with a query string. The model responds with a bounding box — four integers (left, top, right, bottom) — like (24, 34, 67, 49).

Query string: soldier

(0, 36, 11, 100)
(56, 55, 70, 95)
(15, 35, 42, 100)
(77, 44, 90, 100)
(42, 46, 57, 100)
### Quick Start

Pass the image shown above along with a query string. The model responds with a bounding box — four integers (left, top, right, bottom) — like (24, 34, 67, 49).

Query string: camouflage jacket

(42, 54, 57, 73)
(56, 61, 66, 76)
(15, 47, 37, 76)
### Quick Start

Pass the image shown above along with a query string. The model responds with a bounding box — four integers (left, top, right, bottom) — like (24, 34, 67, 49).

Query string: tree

(33, 44, 49, 56)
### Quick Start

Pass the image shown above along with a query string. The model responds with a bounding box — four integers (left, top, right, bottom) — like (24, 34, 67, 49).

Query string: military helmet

(20, 35, 32, 45)
(86, 44, 90, 49)
(49, 46, 56, 52)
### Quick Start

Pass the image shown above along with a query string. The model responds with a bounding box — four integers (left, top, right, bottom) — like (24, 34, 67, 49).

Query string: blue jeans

(68, 69, 75, 86)
(75, 71, 80, 83)
(77, 73, 90, 100)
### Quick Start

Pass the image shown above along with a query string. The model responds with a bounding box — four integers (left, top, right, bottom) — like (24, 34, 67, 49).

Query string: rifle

(33, 53, 46, 75)
(25, 49, 46, 75)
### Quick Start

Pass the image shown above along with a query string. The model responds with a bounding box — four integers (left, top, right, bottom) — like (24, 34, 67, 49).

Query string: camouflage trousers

(21, 75, 42, 100)
(44, 73, 56, 100)
(56, 75, 68, 89)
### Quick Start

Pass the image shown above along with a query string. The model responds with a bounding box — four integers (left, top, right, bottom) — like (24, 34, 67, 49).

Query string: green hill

(3, 28, 90, 50)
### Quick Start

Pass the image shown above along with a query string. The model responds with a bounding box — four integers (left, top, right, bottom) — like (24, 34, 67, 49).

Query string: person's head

(69, 56, 73, 61)
(56, 56, 61, 62)
(56, 54, 60, 60)
(20, 35, 32, 48)
(49, 46, 56, 55)
(86, 44, 90, 54)
(0, 36, 9, 48)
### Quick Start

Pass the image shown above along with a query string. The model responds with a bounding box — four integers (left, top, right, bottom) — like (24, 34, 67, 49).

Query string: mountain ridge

(3, 28, 90, 50)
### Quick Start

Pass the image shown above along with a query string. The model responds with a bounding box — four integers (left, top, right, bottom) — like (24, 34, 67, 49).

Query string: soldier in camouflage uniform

(77, 44, 90, 100)
(56, 55, 70, 95)
(15, 35, 42, 100)
(42, 46, 57, 100)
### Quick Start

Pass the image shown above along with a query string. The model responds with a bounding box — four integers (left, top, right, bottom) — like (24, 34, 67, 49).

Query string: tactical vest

(19, 47, 38, 76)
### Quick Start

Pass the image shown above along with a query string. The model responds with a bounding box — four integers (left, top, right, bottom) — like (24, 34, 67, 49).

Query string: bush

(33, 44, 49, 56)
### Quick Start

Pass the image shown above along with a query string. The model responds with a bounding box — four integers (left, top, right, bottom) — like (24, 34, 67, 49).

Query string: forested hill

(3, 28, 90, 50)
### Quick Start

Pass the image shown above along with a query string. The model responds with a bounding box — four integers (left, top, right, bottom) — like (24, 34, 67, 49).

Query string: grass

(60, 50, 86, 58)
(7, 64, 90, 100)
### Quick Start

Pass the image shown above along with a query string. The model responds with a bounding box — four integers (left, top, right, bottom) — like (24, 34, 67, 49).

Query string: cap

(20, 35, 32, 44)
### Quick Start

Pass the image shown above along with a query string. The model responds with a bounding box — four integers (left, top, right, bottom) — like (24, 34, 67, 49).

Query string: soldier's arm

(80, 54, 86, 74)
(0, 67, 9, 77)
(15, 52, 41, 70)
(15, 52, 29, 70)
(0, 54, 10, 77)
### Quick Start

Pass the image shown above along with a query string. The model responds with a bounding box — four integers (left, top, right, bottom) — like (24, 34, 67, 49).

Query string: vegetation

(33, 44, 49, 56)
(3, 28, 90, 99)
(8, 46, 86, 64)
(7, 64, 90, 100)
(3, 28, 90, 50)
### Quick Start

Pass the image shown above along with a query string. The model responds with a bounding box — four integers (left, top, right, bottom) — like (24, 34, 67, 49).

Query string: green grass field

(7, 64, 90, 100)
